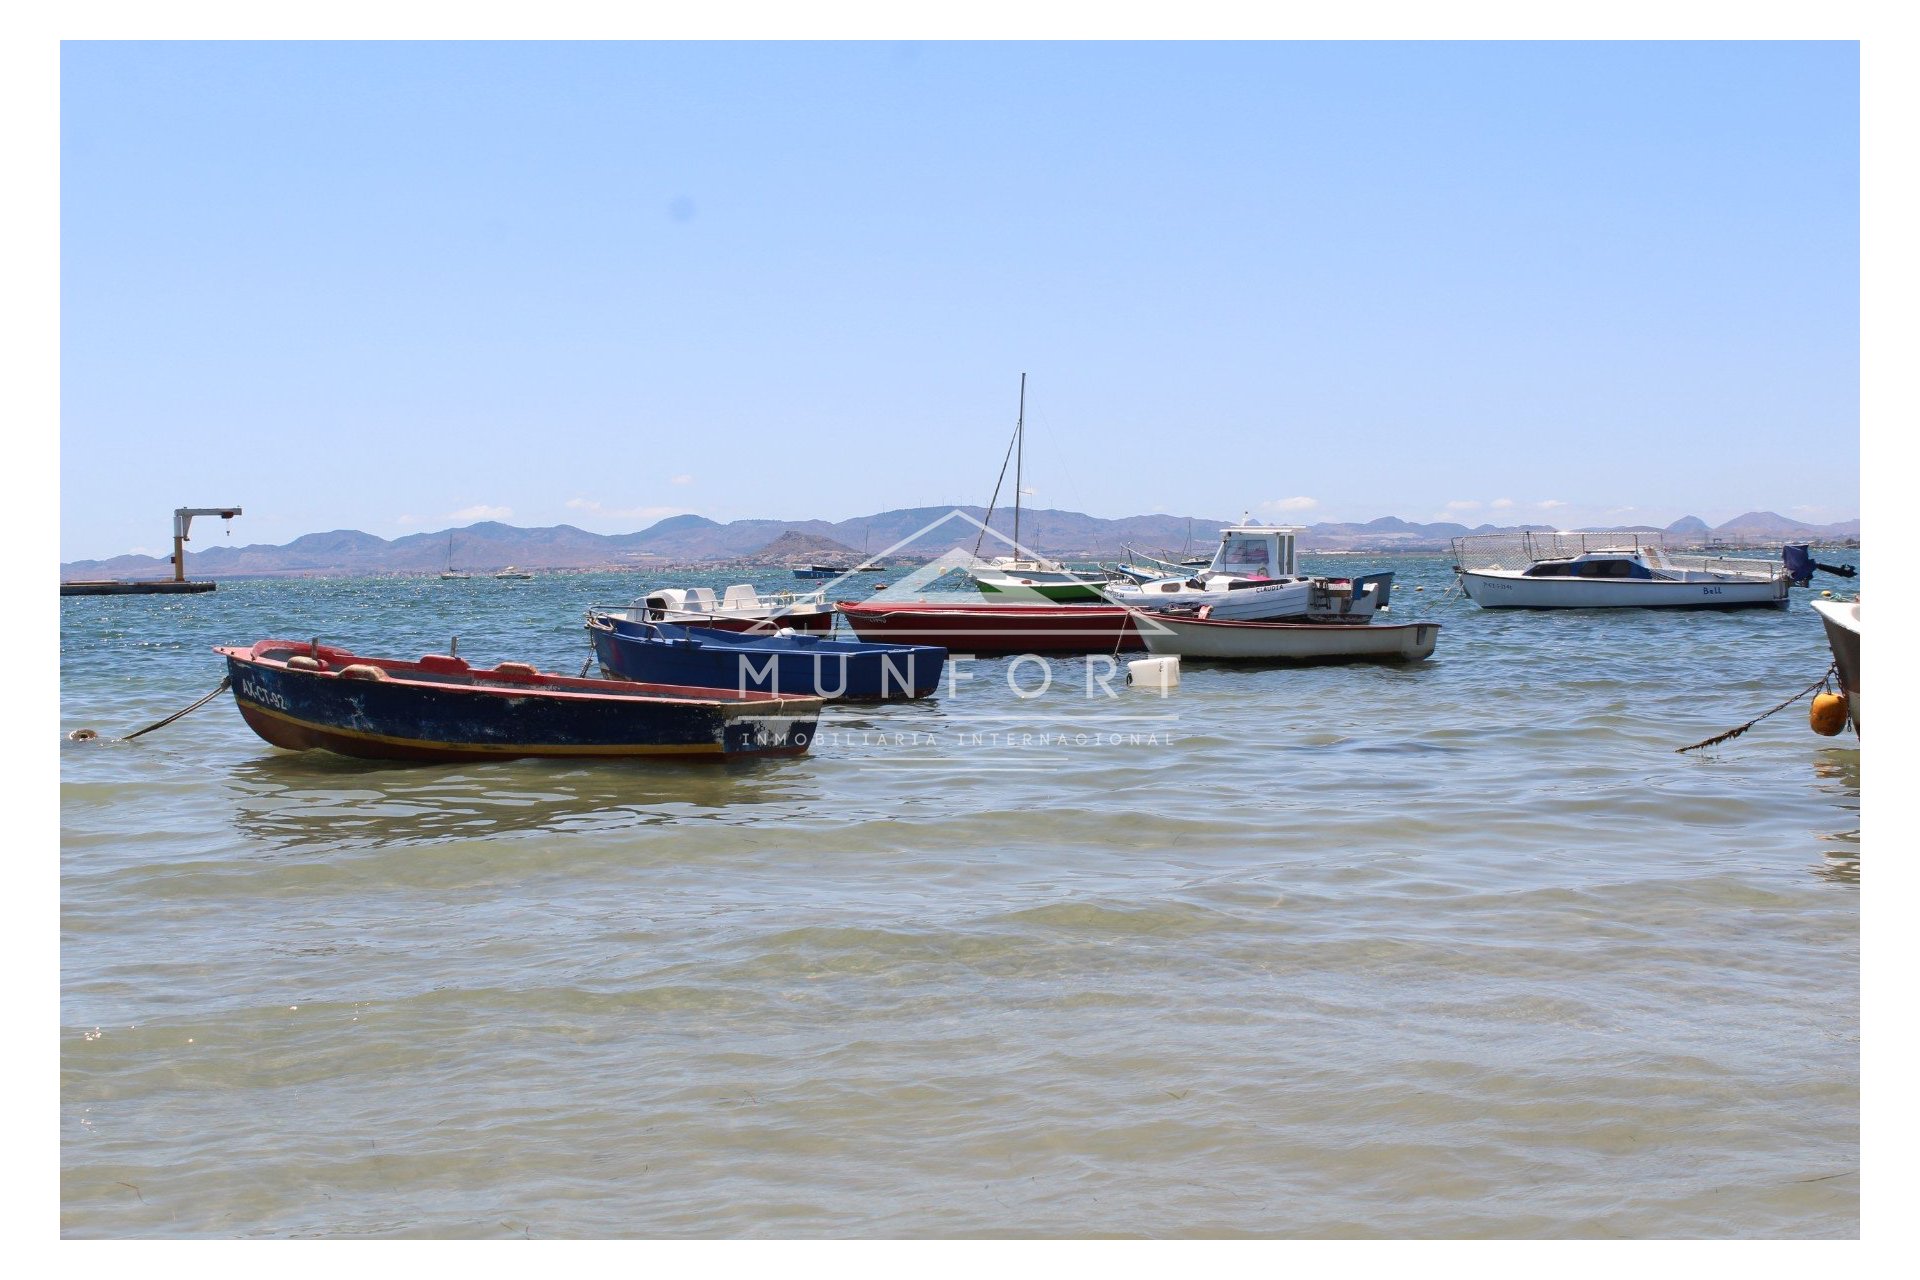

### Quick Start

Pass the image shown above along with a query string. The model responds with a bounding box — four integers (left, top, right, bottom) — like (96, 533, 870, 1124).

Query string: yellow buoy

(1810, 691, 1848, 736)
(1821, 589, 1833, 598)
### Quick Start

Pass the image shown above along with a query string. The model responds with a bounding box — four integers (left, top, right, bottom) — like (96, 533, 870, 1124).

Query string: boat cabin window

(1574, 557, 1649, 579)
(1213, 535, 1284, 578)
(1524, 562, 1574, 577)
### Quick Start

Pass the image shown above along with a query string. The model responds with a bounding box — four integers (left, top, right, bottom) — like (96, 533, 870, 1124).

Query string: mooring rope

(1675, 663, 1836, 754)
(69, 676, 233, 743)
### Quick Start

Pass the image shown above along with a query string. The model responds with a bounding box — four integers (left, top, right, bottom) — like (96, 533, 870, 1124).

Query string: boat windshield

(1212, 536, 1276, 578)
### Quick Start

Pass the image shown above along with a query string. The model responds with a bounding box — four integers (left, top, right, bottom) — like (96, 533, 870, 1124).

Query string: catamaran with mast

(965, 374, 1112, 603)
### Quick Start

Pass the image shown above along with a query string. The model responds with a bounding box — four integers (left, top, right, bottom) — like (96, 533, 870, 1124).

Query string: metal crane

(172, 507, 242, 582)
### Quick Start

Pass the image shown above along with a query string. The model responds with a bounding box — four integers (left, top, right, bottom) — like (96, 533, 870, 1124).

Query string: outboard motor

(1354, 570, 1395, 610)
(1783, 544, 1857, 587)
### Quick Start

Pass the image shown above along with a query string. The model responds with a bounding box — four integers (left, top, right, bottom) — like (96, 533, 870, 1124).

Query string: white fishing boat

(618, 584, 836, 633)
(1452, 531, 1790, 609)
(1103, 524, 1393, 623)
(493, 566, 534, 580)
(1136, 613, 1441, 664)
(1811, 598, 1860, 733)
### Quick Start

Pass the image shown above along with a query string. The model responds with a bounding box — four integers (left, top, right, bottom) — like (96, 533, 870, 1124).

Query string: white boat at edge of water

(1135, 613, 1440, 663)
(1811, 598, 1860, 734)
(1452, 530, 1791, 609)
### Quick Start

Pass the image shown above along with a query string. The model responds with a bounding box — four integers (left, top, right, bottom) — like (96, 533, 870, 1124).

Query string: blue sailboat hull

(589, 616, 947, 700)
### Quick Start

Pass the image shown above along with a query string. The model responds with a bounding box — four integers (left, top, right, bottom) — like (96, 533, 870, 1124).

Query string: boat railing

(1651, 549, 1784, 579)
(1449, 530, 1661, 572)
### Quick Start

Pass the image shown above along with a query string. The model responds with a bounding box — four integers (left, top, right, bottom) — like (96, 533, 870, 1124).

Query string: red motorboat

(836, 600, 1145, 655)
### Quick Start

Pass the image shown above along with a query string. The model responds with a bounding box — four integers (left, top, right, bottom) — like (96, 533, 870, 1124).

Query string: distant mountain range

(60, 507, 1860, 580)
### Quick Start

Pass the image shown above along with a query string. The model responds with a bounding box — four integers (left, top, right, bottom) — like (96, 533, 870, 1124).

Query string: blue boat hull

(219, 642, 820, 762)
(590, 616, 946, 700)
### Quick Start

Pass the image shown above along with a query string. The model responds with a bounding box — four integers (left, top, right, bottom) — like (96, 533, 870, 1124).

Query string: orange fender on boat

(1810, 692, 1848, 736)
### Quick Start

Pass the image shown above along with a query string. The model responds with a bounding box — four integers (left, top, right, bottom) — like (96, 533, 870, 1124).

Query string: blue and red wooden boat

(835, 600, 1146, 656)
(217, 639, 823, 763)
(588, 614, 946, 700)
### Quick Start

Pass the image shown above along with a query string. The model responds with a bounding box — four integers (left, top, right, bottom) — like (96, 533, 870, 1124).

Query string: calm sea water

(59, 554, 1860, 1238)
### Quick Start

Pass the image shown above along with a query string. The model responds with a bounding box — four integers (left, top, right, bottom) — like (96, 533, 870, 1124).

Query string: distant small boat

(1452, 532, 1790, 609)
(588, 614, 945, 700)
(493, 566, 534, 580)
(440, 533, 470, 580)
(218, 639, 822, 763)
(791, 565, 848, 580)
(1135, 613, 1441, 664)
(623, 585, 836, 634)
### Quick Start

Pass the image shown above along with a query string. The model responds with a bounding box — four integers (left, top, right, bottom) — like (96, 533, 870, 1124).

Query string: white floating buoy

(1126, 655, 1180, 692)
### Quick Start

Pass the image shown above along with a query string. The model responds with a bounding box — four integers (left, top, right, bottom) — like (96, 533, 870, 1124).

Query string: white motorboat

(1811, 598, 1860, 733)
(1103, 524, 1393, 623)
(1451, 531, 1790, 609)
(618, 584, 836, 634)
(1135, 612, 1440, 664)
(493, 566, 534, 580)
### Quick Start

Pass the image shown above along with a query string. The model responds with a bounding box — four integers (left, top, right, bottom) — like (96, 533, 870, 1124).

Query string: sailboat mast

(1014, 372, 1025, 557)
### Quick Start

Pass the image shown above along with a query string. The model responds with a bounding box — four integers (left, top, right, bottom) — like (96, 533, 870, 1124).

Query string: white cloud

(395, 514, 420, 526)
(1490, 498, 1515, 510)
(1536, 499, 1567, 510)
(1263, 496, 1319, 512)
(670, 474, 695, 486)
(449, 504, 512, 522)
(1444, 500, 1481, 512)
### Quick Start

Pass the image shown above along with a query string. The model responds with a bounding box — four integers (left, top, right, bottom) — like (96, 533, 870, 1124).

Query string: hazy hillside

(61, 506, 1862, 580)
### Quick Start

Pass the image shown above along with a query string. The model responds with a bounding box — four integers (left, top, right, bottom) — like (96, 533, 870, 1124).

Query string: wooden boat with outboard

(217, 639, 822, 762)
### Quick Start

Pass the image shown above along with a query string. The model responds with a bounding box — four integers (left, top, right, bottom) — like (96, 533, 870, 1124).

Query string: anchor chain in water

(1675, 663, 1837, 754)
(69, 676, 232, 743)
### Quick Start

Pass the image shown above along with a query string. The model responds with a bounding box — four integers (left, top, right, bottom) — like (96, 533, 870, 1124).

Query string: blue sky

(59, 40, 1859, 560)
